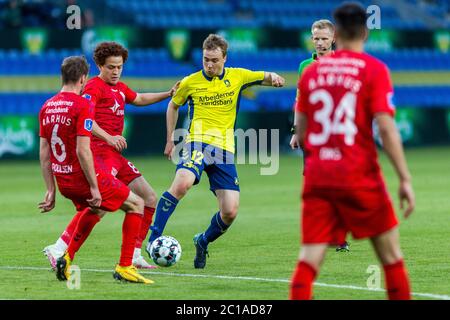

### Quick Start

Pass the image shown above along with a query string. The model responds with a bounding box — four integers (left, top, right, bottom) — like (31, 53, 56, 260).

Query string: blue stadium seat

(103, 0, 446, 30)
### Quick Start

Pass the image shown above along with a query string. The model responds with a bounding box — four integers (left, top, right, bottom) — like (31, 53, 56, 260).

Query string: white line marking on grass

(0, 265, 449, 300)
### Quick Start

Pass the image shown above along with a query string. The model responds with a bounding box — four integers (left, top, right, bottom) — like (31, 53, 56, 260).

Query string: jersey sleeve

(38, 107, 45, 137)
(298, 60, 308, 77)
(82, 81, 101, 106)
(123, 83, 138, 104)
(296, 68, 310, 113)
(76, 100, 94, 137)
(238, 68, 265, 87)
(369, 63, 395, 117)
(171, 76, 190, 106)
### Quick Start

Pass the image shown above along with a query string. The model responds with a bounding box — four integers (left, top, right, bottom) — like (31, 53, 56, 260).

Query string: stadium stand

(0, 0, 448, 114)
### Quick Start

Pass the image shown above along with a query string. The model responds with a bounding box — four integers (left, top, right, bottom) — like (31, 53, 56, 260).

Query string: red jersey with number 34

(39, 92, 94, 177)
(82, 76, 137, 153)
(296, 49, 395, 189)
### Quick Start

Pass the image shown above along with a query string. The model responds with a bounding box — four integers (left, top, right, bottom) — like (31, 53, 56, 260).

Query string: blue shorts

(176, 142, 240, 194)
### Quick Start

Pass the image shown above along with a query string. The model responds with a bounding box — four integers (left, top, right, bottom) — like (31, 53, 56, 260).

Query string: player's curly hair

(203, 34, 228, 57)
(93, 42, 129, 66)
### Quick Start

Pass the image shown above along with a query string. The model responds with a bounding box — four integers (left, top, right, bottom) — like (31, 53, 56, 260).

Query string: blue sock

(198, 212, 229, 249)
(148, 191, 179, 243)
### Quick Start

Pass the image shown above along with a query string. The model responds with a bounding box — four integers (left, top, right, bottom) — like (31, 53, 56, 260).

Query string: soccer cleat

(113, 265, 154, 284)
(193, 233, 209, 269)
(43, 244, 63, 271)
(336, 241, 350, 252)
(133, 255, 157, 269)
(55, 252, 72, 281)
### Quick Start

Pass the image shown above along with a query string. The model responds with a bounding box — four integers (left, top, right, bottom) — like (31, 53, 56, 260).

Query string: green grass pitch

(0, 147, 449, 300)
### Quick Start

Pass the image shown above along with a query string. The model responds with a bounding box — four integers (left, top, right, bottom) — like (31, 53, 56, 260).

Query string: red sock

(134, 207, 155, 250)
(120, 212, 143, 267)
(289, 261, 317, 300)
(383, 260, 411, 300)
(67, 210, 101, 260)
(60, 208, 88, 244)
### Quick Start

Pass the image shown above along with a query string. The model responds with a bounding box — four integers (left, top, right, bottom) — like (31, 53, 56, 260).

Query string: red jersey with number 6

(39, 92, 94, 177)
(296, 49, 395, 189)
(82, 76, 137, 153)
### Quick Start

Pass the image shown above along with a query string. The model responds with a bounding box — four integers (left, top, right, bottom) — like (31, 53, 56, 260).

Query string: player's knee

(144, 189, 158, 208)
(124, 193, 145, 214)
(299, 246, 327, 270)
(222, 205, 239, 222)
(379, 247, 403, 266)
(91, 208, 107, 218)
(172, 181, 192, 198)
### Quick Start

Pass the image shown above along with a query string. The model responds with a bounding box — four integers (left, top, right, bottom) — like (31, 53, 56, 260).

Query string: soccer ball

(149, 236, 182, 267)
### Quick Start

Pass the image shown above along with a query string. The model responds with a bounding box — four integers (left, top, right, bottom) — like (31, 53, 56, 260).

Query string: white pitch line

(0, 265, 449, 300)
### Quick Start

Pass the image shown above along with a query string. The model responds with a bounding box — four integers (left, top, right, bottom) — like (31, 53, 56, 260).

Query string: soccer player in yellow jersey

(146, 34, 285, 268)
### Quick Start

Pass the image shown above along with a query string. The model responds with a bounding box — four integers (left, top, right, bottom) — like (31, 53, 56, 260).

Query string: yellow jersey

(172, 67, 265, 153)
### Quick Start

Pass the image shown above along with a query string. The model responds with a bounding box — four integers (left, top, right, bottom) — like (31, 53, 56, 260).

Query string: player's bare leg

(128, 176, 158, 269)
(193, 189, 239, 269)
(370, 228, 411, 299)
(113, 191, 154, 284)
(146, 169, 196, 252)
(216, 190, 239, 225)
(167, 169, 196, 200)
(290, 244, 327, 300)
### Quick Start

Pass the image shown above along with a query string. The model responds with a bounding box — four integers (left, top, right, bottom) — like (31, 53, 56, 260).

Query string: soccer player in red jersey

(38, 56, 153, 284)
(289, 3, 415, 300)
(289, 19, 350, 253)
(43, 42, 179, 269)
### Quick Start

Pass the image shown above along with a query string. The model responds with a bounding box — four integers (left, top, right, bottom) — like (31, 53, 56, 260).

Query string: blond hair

(311, 19, 335, 34)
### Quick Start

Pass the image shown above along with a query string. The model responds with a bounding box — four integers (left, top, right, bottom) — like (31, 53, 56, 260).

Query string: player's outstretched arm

(375, 113, 415, 218)
(164, 100, 181, 160)
(261, 72, 285, 87)
(76, 136, 102, 208)
(92, 121, 127, 152)
(38, 138, 56, 213)
(132, 81, 181, 106)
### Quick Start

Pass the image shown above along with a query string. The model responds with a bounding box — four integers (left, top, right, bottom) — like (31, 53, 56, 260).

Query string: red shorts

(57, 171, 130, 212)
(94, 149, 142, 185)
(301, 184, 398, 245)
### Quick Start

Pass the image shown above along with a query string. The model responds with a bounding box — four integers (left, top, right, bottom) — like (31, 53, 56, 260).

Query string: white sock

(55, 238, 68, 253)
(133, 248, 141, 259)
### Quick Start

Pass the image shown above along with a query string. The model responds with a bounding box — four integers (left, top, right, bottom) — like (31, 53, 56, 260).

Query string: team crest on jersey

(110, 99, 120, 113)
(224, 79, 231, 87)
(84, 119, 93, 131)
(387, 92, 396, 110)
(82, 94, 91, 100)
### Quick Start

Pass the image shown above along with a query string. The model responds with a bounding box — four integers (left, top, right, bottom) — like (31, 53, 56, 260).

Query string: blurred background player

(43, 42, 179, 270)
(39, 56, 153, 284)
(290, 2, 415, 300)
(289, 19, 349, 252)
(290, 19, 335, 151)
(146, 34, 285, 269)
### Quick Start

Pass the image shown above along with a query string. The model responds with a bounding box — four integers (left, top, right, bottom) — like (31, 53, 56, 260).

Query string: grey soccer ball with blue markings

(149, 236, 182, 267)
